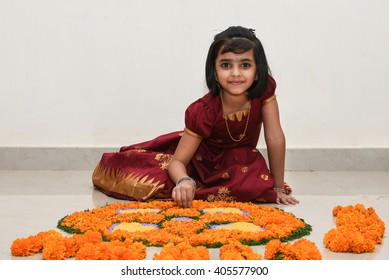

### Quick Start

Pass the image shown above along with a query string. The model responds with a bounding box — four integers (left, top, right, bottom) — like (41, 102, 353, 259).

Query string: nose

(231, 66, 241, 77)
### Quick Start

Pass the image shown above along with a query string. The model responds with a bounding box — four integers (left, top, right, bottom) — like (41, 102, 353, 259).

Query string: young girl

(93, 26, 299, 208)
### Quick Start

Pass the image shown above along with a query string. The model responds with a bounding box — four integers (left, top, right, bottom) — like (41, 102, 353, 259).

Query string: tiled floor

(0, 170, 388, 260)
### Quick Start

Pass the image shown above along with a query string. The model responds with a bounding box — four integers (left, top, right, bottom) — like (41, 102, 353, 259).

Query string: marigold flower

(153, 242, 210, 260)
(264, 239, 322, 260)
(12, 200, 312, 259)
(220, 242, 262, 260)
(11, 236, 42, 257)
(42, 235, 66, 260)
(323, 204, 385, 253)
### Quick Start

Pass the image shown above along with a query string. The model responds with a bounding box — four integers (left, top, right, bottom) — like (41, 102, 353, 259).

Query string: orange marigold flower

(73, 230, 102, 249)
(110, 246, 133, 260)
(265, 239, 322, 260)
(11, 200, 312, 259)
(10, 229, 63, 257)
(162, 219, 205, 237)
(75, 243, 100, 260)
(11, 235, 42, 257)
(153, 242, 210, 260)
(220, 242, 262, 260)
(63, 237, 77, 258)
(162, 208, 201, 218)
(323, 204, 385, 253)
(41, 231, 67, 260)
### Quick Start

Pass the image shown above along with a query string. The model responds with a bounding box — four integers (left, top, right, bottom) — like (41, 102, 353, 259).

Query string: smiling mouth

(229, 81, 244, 86)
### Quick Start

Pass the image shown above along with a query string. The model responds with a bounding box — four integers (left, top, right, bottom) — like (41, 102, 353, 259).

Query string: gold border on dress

(92, 163, 166, 200)
(263, 94, 277, 106)
(184, 127, 203, 139)
(223, 109, 250, 122)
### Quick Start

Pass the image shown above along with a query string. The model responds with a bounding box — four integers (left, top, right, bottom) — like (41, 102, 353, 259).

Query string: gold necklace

(220, 92, 251, 142)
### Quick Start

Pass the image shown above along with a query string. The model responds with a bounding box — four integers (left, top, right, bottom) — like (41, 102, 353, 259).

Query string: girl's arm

(262, 99, 299, 205)
(168, 132, 202, 208)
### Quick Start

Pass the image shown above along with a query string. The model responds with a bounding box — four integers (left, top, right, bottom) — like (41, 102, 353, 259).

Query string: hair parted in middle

(205, 26, 271, 99)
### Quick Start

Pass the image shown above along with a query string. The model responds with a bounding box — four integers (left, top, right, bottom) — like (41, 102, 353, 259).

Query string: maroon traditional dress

(93, 76, 287, 203)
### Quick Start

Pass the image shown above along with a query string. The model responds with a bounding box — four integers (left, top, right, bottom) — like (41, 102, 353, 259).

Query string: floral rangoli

(10, 201, 384, 260)
(11, 200, 314, 259)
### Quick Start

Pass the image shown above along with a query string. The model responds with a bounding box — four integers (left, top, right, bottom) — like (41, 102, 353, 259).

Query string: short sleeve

(184, 98, 214, 140)
(261, 75, 277, 106)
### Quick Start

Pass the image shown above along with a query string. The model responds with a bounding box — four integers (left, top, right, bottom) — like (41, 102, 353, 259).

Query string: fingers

(276, 194, 299, 205)
(172, 187, 180, 206)
(172, 183, 195, 208)
(180, 187, 191, 208)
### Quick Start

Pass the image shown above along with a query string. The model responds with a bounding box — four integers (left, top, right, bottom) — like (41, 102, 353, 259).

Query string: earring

(255, 75, 258, 81)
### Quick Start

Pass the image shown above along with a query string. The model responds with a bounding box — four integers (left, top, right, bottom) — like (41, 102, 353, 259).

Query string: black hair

(205, 26, 271, 99)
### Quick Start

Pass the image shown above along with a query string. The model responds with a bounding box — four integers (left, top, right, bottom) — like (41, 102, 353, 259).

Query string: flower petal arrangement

(264, 238, 322, 260)
(153, 242, 210, 260)
(323, 204, 386, 253)
(10, 201, 386, 260)
(11, 200, 312, 259)
(10, 230, 147, 260)
(220, 242, 263, 260)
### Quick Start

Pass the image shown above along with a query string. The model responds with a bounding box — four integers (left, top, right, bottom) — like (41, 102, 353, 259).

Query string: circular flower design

(11, 200, 315, 260)
(56, 200, 311, 247)
(11, 202, 383, 260)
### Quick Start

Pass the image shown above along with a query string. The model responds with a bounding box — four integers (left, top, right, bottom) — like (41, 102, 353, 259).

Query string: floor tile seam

(310, 171, 361, 194)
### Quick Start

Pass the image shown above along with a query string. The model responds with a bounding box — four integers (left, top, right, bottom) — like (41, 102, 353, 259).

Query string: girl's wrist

(175, 176, 196, 188)
(274, 186, 286, 194)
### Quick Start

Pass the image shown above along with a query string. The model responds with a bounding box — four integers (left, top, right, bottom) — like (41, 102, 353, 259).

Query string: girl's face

(215, 48, 257, 97)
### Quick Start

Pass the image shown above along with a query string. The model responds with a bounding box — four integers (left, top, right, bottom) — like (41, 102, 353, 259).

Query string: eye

(220, 63, 231, 69)
(241, 63, 251, 68)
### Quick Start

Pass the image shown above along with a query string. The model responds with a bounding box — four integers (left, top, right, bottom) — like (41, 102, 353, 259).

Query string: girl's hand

(276, 191, 299, 205)
(172, 181, 196, 208)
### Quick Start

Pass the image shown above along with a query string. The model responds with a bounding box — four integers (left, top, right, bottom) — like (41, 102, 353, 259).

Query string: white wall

(0, 0, 388, 148)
